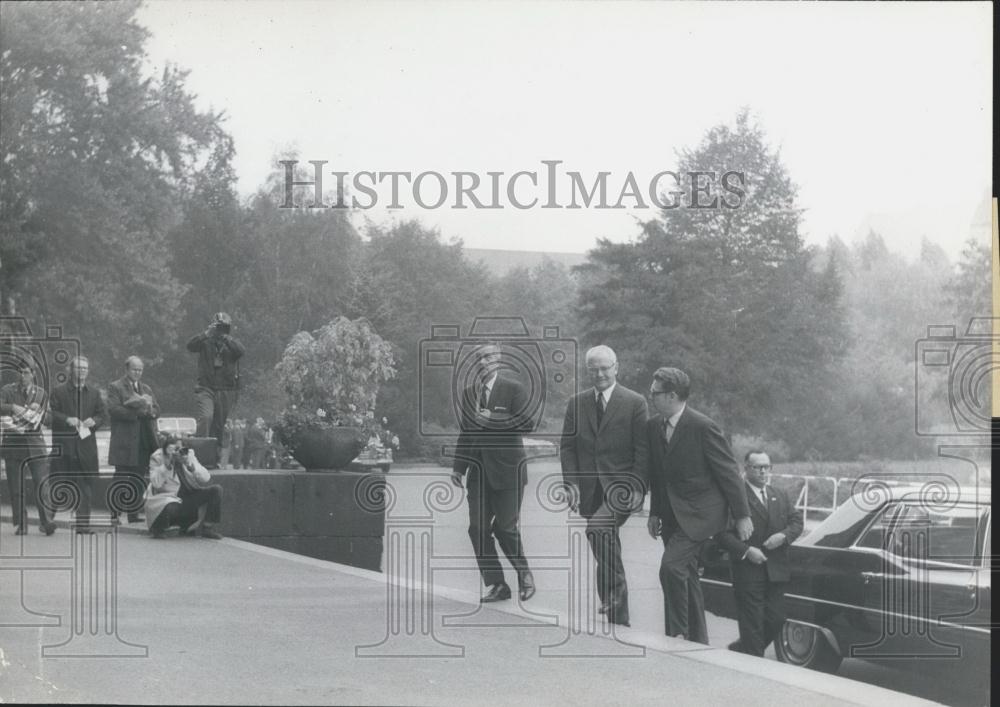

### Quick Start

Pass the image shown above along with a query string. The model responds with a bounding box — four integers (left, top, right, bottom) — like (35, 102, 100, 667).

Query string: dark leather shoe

(14, 525, 27, 536)
(42, 523, 57, 536)
(151, 529, 166, 539)
(199, 527, 223, 540)
(518, 572, 536, 601)
(727, 641, 745, 653)
(481, 583, 511, 603)
(597, 604, 609, 614)
(609, 617, 631, 627)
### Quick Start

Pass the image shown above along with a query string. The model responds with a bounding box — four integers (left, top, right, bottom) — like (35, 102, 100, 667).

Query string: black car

(700, 485, 991, 682)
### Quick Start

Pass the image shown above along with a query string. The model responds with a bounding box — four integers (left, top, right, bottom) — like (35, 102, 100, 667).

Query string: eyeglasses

(747, 464, 771, 471)
(586, 365, 616, 374)
(648, 390, 669, 398)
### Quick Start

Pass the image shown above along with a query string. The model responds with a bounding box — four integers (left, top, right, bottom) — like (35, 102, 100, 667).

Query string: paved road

(382, 460, 989, 707)
(0, 459, 987, 706)
(2, 524, 937, 706)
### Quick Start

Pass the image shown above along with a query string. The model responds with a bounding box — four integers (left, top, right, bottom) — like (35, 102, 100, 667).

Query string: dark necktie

(663, 418, 673, 444)
(596, 392, 605, 426)
(134, 382, 141, 395)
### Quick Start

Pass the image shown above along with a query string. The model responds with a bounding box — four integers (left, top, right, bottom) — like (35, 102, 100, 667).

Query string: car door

(784, 502, 903, 653)
(853, 501, 987, 667)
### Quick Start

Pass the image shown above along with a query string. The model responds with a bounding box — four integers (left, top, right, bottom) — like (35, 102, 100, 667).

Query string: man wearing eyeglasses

(646, 367, 751, 643)
(560, 345, 648, 626)
(716, 450, 803, 656)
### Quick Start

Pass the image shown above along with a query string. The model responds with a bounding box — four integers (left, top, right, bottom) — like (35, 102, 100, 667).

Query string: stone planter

(288, 426, 367, 471)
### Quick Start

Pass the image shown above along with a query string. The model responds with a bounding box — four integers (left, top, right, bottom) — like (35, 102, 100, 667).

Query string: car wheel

(774, 621, 842, 673)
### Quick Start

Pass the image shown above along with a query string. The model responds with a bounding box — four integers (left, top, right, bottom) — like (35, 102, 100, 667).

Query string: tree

(495, 259, 582, 432)
(225, 188, 364, 418)
(350, 220, 493, 456)
(578, 110, 846, 458)
(946, 237, 991, 325)
(0, 1, 229, 378)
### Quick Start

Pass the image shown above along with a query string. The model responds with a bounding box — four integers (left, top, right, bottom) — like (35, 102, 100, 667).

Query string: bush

(273, 317, 397, 450)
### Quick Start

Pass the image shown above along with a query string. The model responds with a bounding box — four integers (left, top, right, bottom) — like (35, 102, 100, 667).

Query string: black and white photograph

(0, 1, 993, 705)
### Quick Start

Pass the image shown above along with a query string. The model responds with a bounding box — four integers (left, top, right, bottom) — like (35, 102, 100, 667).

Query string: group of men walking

(451, 342, 802, 656)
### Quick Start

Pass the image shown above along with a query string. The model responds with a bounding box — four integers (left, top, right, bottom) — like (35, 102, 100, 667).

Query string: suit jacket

(646, 405, 749, 542)
(0, 381, 47, 441)
(107, 376, 160, 467)
(49, 382, 107, 473)
(453, 375, 534, 490)
(560, 384, 648, 514)
(717, 482, 803, 583)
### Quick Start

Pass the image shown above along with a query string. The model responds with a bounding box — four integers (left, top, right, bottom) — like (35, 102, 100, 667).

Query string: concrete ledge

(8, 468, 387, 571)
(227, 536, 943, 707)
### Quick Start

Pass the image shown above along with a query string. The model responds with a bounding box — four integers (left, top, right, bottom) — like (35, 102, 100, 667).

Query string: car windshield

(798, 493, 884, 548)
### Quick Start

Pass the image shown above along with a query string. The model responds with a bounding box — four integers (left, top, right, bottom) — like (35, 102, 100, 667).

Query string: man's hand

(735, 516, 754, 542)
(11, 404, 25, 416)
(565, 484, 580, 513)
(450, 470, 464, 488)
(745, 547, 767, 565)
(762, 532, 786, 550)
(81, 417, 95, 429)
(476, 408, 493, 421)
(647, 513, 662, 539)
(66, 416, 80, 428)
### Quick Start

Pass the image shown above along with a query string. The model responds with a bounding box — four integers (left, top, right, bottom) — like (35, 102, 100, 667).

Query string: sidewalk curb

(1, 507, 944, 706)
(221, 534, 942, 707)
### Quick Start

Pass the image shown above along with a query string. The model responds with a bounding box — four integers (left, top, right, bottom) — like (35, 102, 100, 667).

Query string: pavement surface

(0, 460, 977, 705)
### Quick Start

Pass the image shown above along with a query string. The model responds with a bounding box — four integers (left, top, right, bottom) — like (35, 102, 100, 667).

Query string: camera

(914, 317, 997, 436)
(417, 316, 578, 438)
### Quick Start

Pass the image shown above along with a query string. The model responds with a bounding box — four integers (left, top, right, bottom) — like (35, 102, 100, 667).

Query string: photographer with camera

(1, 361, 56, 535)
(145, 434, 224, 539)
(186, 312, 245, 466)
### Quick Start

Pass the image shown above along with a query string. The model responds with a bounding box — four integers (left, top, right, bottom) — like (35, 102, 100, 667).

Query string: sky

(137, 0, 992, 260)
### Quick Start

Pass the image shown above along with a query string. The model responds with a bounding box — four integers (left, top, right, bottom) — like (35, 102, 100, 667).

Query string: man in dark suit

(49, 356, 107, 532)
(646, 367, 752, 643)
(107, 356, 160, 524)
(717, 450, 803, 657)
(451, 342, 536, 603)
(560, 345, 648, 626)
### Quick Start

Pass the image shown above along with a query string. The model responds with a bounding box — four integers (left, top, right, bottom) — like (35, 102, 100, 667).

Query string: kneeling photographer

(145, 435, 225, 539)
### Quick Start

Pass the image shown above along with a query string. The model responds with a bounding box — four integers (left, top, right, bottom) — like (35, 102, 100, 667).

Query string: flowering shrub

(274, 317, 397, 450)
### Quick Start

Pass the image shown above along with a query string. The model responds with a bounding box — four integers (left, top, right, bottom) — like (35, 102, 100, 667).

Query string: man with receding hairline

(560, 345, 648, 626)
(49, 356, 107, 532)
(107, 355, 159, 524)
